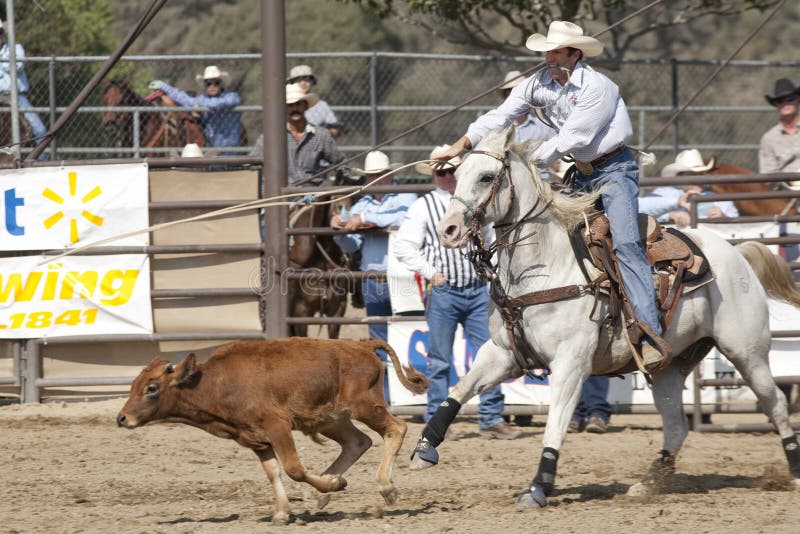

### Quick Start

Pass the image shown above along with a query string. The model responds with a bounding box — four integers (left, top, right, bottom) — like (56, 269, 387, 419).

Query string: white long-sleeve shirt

(393, 188, 494, 287)
(465, 62, 632, 165)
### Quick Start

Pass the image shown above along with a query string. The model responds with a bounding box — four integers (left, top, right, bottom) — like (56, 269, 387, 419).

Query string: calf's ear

(169, 353, 198, 386)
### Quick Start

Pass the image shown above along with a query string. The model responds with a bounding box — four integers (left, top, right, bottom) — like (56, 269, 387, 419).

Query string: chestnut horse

(694, 162, 795, 216)
(101, 78, 205, 156)
(287, 200, 350, 339)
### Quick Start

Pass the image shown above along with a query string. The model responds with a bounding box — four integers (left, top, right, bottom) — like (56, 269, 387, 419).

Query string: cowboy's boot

(642, 342, 672, 374)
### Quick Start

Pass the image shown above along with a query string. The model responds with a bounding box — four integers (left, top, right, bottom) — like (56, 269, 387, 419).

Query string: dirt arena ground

(1, 400, 798, 533)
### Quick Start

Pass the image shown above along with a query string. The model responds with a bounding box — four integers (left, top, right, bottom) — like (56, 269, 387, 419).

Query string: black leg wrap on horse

(782, 436, 800, 478)
(533, 447, 560, 496)
(421, 397, 462, 447)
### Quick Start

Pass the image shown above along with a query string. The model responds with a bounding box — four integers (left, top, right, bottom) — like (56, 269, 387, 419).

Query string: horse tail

(363, 339, 429, 395)
(736, 241, 800, 306)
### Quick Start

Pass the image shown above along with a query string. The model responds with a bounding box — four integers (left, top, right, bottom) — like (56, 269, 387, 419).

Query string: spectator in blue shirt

(331, 150, 417, 400)
(0, 21, 47, 151)
(287, 64, 341, 138)
(150, 65, 243, 151)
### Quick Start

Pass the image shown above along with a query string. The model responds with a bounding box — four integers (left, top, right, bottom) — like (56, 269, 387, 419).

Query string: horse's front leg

(518, 354, 590, 509)
(410, 339, 520, 470)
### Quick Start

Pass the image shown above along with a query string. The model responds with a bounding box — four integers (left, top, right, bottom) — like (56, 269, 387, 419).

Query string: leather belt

(573, 146, 625, 175)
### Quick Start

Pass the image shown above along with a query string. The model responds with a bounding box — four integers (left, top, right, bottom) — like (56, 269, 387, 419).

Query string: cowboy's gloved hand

(148, 80, 165, 90)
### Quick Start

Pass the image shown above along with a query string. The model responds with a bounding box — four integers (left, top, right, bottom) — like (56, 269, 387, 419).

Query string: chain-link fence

(3, 52, 798, 173)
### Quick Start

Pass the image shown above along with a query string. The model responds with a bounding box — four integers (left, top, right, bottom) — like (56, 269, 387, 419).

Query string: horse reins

(459, 150, 602, 373)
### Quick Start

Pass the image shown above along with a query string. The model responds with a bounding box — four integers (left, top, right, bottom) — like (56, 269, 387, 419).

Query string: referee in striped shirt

(393, 145, 521, 440)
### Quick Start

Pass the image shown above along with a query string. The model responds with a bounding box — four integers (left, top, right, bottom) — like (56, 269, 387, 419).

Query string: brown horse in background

(698, 162, 795, 216)
(101, 78, 205, 156)
(287, 200, 351, 339)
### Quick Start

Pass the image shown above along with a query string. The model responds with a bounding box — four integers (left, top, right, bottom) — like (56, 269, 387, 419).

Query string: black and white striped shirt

(393, 188, 493, 287)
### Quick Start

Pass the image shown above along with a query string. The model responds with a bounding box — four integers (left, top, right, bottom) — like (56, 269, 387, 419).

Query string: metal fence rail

(3, 54, 800, 170)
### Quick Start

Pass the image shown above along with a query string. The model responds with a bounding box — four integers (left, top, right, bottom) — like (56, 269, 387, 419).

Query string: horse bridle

(454, 149, 550, 278)
(451, 149, 552, 372)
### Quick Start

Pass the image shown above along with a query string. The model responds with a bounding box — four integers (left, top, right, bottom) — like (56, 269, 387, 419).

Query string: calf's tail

(365, 339, 429, 395)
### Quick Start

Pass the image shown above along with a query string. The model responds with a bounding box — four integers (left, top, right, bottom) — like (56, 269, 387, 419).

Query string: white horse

(409, 127, 800, 508)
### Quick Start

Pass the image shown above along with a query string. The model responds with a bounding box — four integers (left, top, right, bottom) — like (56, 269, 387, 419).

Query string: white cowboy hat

(352, 150, 402, 176)
(287, 65, 317, 84)
(660, 149, 716, 177)
(181, 143, 203, 158)
(195, 65, 230, 84)
(525, 21, 604, 57)
(498, 70, 524, 93)
(415, 145, 463, 175)
(285, 83, 319, 107)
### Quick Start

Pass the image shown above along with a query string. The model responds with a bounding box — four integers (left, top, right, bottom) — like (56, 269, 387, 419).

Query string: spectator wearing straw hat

(251, 83, 350, 185)
(287, 64, 342, 137)
(498, 70, 557, 183)
(435, 20, 672, 374)
(0, 20, 47, 152)
(638, 149, 739, 227)
(497, 70, 556, 145)
(332, 150, 417, 400)
(150, 65, 243, 150)
(392, 145, 521, 440)
(759, 78, 800, 186)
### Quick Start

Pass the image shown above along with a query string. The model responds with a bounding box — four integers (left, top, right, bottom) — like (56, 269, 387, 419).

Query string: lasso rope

(37, 159, 434, 265)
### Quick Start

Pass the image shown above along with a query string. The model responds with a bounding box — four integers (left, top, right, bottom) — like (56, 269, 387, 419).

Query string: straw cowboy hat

(352, 150, 401, 176)
(497, 70, 524, 96)
(181, 143, 203, 158)
(660, 149, 716, 177)
(195, 65, 230, 84)
(765, 78, 800, 106)
(287, 65, 317, 85)
(415, 145, 463, 175)
(285, 83, 319, 107)
(525, 21, 604, 57)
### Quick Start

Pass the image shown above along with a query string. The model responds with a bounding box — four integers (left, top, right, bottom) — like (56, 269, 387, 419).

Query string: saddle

(575, 211, 712, 336)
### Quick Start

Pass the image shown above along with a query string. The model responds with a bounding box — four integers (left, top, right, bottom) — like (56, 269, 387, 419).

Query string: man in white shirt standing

(393, 145, 521, 440)
(435, 20, 670, 373)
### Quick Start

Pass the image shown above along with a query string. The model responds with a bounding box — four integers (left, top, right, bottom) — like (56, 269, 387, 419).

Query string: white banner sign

(387, 321, 550, 406)
(387, 321, 800, 408)
(0, 163, 149, 250)
(0, 255, 153, 338)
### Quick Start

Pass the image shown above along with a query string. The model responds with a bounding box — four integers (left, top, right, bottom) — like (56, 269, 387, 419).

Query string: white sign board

(0, 254, 153, 338)
(0, 163, 149, 250)
(387, 322, 800, 408)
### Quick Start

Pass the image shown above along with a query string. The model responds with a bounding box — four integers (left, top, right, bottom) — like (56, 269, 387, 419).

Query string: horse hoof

(322, 474, 347, 491)
(409, 438, 439, 470)
(317, 494, 331, 509)
(626, 482, 653, 497)
(272, 512, 290, 525)
(410, 454, 436, 470)
(517, 485, 547, 508)
(381, 486, 398, 505)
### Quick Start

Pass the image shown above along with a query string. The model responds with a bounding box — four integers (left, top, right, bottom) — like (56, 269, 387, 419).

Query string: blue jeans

(572, 376, 612, 423)
(19, 94, 47, 161)
(425, 281, 505, 429)
(364, 278, 392, 401)
(575, 148, 662, 337)
(364, 277, 423, 402)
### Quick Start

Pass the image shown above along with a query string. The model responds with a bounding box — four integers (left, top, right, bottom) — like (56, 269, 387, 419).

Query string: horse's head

(438, 126, 603, 249)
(438, 127, 521, 248)
(101, 80, 135, 141)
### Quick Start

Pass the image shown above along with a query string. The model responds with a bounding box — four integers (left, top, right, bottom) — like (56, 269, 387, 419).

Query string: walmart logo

(42, 171, 104, 244)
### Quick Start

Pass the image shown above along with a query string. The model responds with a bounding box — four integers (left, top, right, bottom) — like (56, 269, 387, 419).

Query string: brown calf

(117, 337, 428, 524)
